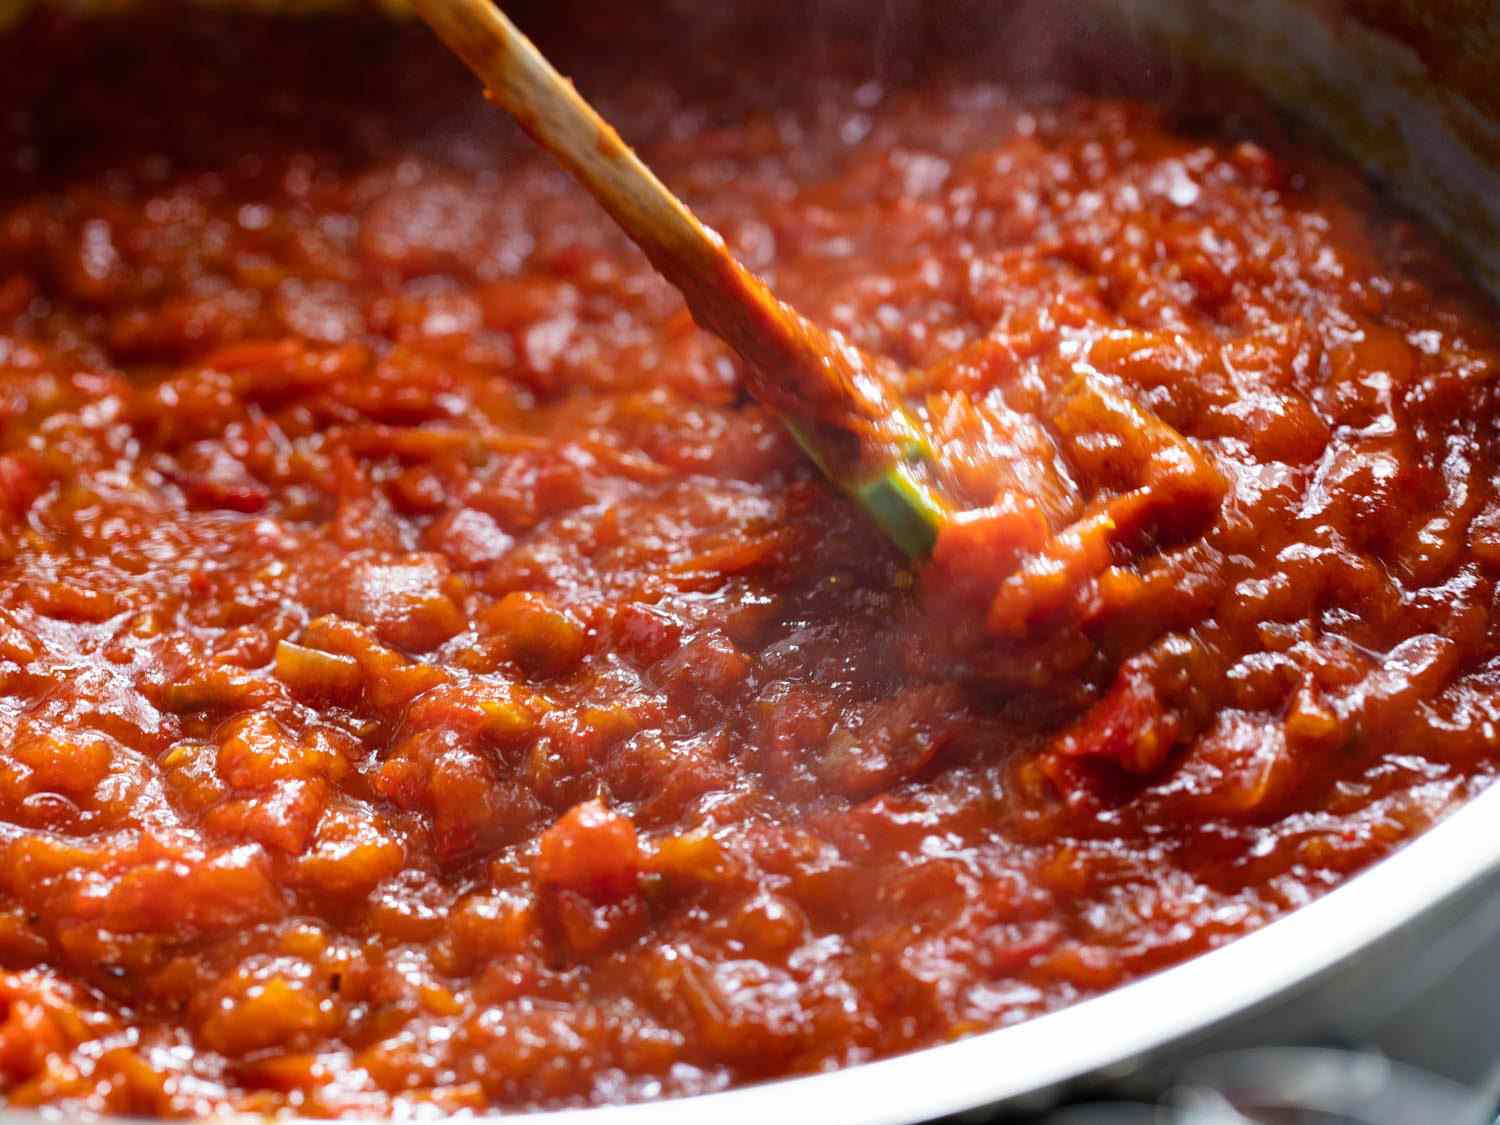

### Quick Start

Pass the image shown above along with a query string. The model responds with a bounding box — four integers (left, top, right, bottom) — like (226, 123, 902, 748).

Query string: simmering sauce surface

(2, 10, 1500, 1116)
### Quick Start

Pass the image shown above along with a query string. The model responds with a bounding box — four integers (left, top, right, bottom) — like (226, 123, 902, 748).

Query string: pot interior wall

(1094, 0, 1500, 297)
(520, 0, 1500, 297)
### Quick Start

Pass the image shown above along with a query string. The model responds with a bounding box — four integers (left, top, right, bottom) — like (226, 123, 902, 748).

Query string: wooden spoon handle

(409, 0, 849, 416)
(410, 0, 948, 556)
(410, 0, 725, 313)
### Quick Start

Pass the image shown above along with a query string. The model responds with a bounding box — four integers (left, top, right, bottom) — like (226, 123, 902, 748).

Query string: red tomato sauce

(1, 8, 1499, 1116)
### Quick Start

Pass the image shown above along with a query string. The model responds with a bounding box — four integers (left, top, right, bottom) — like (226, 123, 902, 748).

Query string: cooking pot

(449, 3, 1500, 1118)
(5, 1, 1500, 1121)
(507, 787, 1500, 1124)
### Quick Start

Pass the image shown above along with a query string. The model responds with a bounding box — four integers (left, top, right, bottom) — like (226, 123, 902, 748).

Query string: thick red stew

(2, 8, 1499, 1116)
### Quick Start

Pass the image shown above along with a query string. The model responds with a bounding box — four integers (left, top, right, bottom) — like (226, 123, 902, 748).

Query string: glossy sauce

(1, 11, 1499, 1116)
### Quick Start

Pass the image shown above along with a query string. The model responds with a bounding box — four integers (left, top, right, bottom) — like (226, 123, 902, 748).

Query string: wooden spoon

(408, 0, 948, 557)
